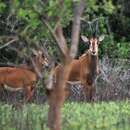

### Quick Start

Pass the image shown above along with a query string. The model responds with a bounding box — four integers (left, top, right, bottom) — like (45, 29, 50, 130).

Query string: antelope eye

(42, 54, 45, 58)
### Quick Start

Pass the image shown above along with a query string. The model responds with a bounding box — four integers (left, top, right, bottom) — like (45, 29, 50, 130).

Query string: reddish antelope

(47, 35, 104, 101)
(0, 50, 48, 102)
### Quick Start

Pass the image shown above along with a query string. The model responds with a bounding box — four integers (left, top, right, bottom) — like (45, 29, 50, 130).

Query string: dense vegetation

(0, 0, 129, 63)
(0, 102, 130, 130)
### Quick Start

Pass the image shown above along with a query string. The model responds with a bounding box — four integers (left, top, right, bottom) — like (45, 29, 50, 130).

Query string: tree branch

(41, 19, 69, 62)
(54, 22, 69, 59)
(0, 37, 19, 49)
(70, 0, 85, 58)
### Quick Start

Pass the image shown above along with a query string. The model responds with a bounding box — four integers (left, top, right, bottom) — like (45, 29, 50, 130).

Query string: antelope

(46, 35, 104, 101)
(0, 50, 48, 102)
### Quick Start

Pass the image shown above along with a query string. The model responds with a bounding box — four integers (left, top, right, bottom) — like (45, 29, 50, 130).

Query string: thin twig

(0, 38, 18, 49)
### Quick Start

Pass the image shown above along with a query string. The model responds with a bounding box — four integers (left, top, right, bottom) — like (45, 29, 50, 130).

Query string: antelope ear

(99, 35, 105, 42)
(81, 35, 89, 43)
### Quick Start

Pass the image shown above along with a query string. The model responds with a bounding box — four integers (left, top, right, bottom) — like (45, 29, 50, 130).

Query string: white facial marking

(89, 38, 98, 55)
(44, 58, 49, 67)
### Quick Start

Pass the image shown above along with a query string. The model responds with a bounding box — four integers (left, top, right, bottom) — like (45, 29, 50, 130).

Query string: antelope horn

(95, 20, 99, 36)
(91, 19, 99, 37)
(89, 22, 93, 35)
(86, 21, 93, 36)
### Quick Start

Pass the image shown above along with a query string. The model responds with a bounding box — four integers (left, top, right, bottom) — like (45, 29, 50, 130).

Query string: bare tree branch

(54, 22, 69, 59)
(41, 19, 69, 63)
(70, 0, 85, 58)
(53, 0, 69, 60)
(0, 37, 19, 49)
(0, 35, 17, 39)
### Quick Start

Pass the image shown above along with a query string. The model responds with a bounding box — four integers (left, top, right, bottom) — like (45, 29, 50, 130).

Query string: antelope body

(0, 50, 48, 102)
(47, 35, 104, 101)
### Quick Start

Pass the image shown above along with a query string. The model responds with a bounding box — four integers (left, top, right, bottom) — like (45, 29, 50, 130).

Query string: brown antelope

(47, 35, 104, 101)
(0, 50, 48, 102)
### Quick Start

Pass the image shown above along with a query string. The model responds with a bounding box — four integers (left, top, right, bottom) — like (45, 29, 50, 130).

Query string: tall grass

(0, 101, 130, 130)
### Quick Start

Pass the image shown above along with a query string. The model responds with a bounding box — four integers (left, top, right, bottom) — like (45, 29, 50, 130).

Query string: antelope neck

(86, 52, 98, 83)
(28, 59, 42, 79)
(89, 54, 98, 76)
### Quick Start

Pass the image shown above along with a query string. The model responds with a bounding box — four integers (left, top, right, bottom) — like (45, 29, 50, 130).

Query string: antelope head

(32, 49, 49, 70)
(81, 35, 105, 56)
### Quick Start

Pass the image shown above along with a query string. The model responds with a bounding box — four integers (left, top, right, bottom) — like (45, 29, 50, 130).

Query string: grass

(0, 101, 130, 130)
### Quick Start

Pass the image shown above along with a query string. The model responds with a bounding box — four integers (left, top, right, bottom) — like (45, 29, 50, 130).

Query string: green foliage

(0, 0, 130, 61)
(84, 0, 99, 15)
(17, 8, 40, 29)
(99, 35, 130, 59)
(101, 0, 115, 15)
(45, 0, 73, 27)
(84, 0, 115, 18)
(0, 102, 130, 130)
(116, 42, 130, 59)
(0, 2, 6, 13)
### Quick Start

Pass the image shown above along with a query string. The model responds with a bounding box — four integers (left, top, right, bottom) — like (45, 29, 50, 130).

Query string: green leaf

(0, 2, 6, 13)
